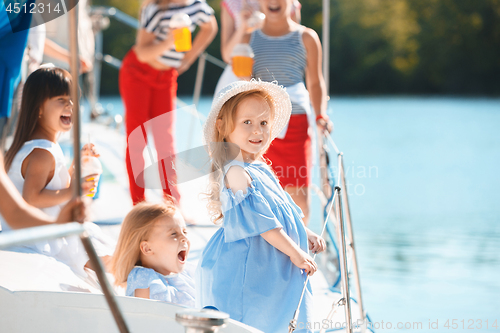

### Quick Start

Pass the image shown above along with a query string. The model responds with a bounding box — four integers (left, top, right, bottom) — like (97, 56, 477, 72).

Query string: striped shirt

(250, 29, 307, 114)
(140, 0, 214, 68)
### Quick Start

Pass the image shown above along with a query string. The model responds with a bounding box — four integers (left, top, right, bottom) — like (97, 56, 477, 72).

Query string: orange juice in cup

(170, 13, 192, 52)
(231, 44, 254, 78)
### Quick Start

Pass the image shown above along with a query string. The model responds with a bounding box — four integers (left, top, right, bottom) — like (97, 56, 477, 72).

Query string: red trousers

(119, 49, 180, 204)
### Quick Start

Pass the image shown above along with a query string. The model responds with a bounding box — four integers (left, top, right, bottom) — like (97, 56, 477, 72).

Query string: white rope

(319, 298, 346, 333)
(289, 132, 344, 332)
(288, 188, 338, 332)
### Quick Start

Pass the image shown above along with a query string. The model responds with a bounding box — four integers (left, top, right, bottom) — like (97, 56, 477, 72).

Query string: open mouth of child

(178, 250, 187, 263)
(60, 115, 72, 125)
(249, 139, 262, 145)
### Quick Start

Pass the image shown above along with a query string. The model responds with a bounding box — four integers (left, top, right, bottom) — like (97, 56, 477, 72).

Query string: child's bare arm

(0, 161, 55, 227)
(22, 149, 73, 208)
(134, 288, 150, 299)
(305, 227, 326, 254)
(261, 228, 317, 275)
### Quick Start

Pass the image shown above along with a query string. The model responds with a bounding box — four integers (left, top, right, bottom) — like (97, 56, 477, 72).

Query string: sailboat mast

(322, 0, 330, 94)
(68, 0, 81, 198)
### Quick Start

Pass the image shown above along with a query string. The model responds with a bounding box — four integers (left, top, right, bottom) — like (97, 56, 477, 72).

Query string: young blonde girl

(1, 66, 111, 276)
(111, 200, 194, 307)
(197, 80, 326, 333)
(246, 0, 334, 226)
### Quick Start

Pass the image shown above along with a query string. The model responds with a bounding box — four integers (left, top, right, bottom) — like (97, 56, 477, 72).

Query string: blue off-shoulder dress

(127, 266, 196, 307)
(197, 160, 313, 333)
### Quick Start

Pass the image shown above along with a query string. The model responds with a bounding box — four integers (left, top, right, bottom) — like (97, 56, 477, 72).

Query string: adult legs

(149, 69, 180, 202)
(119, 54, 152, 204)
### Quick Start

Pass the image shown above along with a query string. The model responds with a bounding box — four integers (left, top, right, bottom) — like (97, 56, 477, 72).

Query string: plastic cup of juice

(231, 44, 254, 78)
(81, 155, 103, 198)
(170, 13, 192, 52)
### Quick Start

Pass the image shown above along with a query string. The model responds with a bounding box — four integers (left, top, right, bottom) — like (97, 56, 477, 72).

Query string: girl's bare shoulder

(301, 26, 321, 47)
(224, 165, 253, 194)
(21, 148, 55, 178)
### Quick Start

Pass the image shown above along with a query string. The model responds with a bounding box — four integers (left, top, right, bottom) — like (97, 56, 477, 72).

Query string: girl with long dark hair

(1, 66, 111, 276)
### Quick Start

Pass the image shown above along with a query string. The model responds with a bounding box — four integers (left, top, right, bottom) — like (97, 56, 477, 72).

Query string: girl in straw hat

(248, 0, 334, 226)
(197, 80, 326, 333)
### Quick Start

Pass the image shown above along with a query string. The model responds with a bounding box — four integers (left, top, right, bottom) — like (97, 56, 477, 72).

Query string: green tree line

(94, 0, 500, 96)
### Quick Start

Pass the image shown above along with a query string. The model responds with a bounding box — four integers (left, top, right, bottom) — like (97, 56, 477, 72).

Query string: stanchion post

(68, 0, 81, 198)
(336, 186, 353, 333)
(80, 235, 130, 333)
(340, 155, 366, 331)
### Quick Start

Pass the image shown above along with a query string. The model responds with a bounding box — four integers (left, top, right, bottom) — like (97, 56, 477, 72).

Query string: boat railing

(290, 132, 367, 333)
(0, 222, 130, 333)
(320, 132, 367, 333)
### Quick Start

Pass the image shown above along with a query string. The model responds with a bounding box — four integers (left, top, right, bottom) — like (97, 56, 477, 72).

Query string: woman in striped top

(214, 0, 301, 95)
(119, 0, 217, 205)
(242, 0, 333, 225)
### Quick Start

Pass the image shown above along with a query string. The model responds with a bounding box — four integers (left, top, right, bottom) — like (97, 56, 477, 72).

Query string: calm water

(95, 96, 500, 332)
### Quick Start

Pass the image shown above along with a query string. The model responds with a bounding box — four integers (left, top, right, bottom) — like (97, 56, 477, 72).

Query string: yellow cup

(173, 27, 192, 52)
(232, 56, 254, 78)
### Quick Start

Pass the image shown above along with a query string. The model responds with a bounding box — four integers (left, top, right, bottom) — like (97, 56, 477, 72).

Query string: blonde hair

(206, 90, 275, 223)
(111, 200, 177, 286)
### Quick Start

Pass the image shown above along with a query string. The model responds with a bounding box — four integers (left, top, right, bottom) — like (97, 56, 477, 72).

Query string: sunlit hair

(111, 198, 177, 286)
(4, 67, 71, 172)
(206, 90, 275, 223)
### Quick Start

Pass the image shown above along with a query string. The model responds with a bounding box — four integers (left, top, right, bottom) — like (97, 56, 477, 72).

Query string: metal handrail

(0, 222, 130, 333)
(0, 223, 85, 249)
(89, 6, 226, 70)
(340, 155, 366, 332)
(323, 132, 367, 332)
(89, 6, 139, 29)
(336, 184, 353, 333)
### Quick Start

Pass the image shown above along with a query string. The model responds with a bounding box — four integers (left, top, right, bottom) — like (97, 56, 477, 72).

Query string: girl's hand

(290, 250, 317, 275)
(81, 174, 98, 197)
(56, 197, 86, 223)
(80, 57, 92, 74)
(306, 228, 326, 254)
(82, 143, 100, 157)
(70, 173, 98, 196)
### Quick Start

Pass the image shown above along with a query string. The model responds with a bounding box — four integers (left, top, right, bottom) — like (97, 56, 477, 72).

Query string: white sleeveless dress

(0, 139, 113, 276)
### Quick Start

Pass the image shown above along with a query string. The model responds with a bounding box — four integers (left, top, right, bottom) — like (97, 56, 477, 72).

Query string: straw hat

(203, 79, 292, 151)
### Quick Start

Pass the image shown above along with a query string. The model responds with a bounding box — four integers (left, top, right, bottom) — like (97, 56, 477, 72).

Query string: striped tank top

(250, 29, 307, 114)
